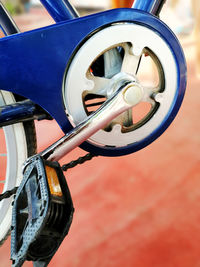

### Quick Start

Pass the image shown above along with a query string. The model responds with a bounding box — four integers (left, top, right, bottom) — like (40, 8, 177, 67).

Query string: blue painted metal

(40, 0, 78, 22)
(41, 0, 162, 22)
(132, 0, 156, 12)
(132, 0, 165, 14)
(0, 100, 48, 127)
(0, 8, 186, 156)
(150, 0, 167, 15)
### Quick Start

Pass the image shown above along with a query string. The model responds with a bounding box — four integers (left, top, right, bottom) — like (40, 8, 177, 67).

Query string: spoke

(0, 153, 7, 157)
(121, 43, 143, 76)
(0, 180, 5, 184)
(86, 75, 110, 97)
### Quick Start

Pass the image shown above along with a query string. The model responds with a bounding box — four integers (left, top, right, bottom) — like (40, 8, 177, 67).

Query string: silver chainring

(63, 23, 177, 148)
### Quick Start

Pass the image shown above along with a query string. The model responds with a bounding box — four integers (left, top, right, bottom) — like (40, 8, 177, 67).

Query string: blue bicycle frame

(0, 0, 186, 156)
(0, 1, 188, 264)
(0, 0, 167, 129)
(40, 0, 165, 21)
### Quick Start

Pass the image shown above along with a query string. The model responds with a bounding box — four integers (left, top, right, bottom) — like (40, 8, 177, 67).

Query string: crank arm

(40, 81, 143, 161)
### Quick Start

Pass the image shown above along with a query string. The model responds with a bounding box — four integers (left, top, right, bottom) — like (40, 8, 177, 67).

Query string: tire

(0, 91, 36, 245)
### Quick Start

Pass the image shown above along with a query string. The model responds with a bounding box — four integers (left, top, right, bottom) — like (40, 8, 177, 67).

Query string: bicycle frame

(0, 1, 187, 263)
(39, 0, 166, 22)
(132, 0, 166, 15)
(0, 0, 186, 156)
(0, 0, 166, 128)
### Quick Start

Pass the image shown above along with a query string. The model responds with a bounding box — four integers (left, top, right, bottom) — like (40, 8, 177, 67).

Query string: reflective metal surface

(132, 0, 166, 15)
(41, 81, 143, 161)
(40, 0, 79, 22)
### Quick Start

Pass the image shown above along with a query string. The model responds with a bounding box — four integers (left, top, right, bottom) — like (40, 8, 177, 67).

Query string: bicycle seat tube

(40, 0, 79, 22)
(40, 0, 167, 23)
(132, 0, 167, 16)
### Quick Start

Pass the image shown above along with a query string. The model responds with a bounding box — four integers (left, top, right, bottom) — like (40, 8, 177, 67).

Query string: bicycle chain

(61, 153, 97, 171)
(0, 187, 18, 201)
(0, 152, 98, 201)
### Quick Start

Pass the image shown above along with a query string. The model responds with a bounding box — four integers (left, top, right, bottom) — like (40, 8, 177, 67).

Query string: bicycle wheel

(0, 4, 37, 245)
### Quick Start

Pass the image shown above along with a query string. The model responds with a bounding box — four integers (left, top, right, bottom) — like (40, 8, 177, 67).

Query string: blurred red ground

(0, 5, 200, 267)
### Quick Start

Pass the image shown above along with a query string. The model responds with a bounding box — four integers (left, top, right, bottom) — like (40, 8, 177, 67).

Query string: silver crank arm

(41, 82, 143, 161)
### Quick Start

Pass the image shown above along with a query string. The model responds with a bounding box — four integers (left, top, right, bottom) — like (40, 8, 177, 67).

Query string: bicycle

(0, 0, 187, 266)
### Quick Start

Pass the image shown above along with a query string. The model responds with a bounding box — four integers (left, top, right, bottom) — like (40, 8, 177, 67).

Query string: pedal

(11, 155, 74, 267)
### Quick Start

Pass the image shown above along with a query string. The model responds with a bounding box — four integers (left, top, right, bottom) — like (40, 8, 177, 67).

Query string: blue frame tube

(0, 100, 46, 127)
(39, 0, 79, 22)
(41, 0, 166, 22)
(0, 3, 19, 35)
(132, 0, 166, 15)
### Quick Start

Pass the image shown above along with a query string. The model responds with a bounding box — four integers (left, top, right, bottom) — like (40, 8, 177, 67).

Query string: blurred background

(0, 0, 200, 266)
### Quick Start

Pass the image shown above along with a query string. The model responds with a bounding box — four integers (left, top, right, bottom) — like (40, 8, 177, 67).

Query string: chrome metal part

(41, 81, 144, 161)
